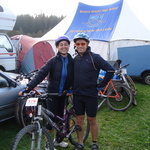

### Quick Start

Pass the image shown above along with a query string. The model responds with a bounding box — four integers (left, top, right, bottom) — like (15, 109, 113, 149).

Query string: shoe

(54, 141, 68, 148)
(74, 143, 84, 150)
(91, 144, 99, 150)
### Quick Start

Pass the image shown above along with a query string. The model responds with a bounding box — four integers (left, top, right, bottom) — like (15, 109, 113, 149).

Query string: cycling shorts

(73, 94, 98, 117)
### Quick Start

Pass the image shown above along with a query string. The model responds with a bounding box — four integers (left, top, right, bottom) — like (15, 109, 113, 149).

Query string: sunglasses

(75, 43, 86, 46)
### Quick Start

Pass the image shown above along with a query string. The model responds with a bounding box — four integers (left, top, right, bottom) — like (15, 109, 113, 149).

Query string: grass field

(0, 79, 150, 150)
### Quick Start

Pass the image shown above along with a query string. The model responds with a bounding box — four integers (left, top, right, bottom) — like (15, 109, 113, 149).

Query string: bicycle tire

(15, 97, 24, 127)
(106, 84, 133, 111)
(68, 112, 90, 146)
(125, 75, 137, 96)
(10, 124, 54, 150)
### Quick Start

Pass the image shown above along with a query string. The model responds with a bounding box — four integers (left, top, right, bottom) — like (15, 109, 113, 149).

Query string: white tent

(0, 5, 16, 31)
(41, 0, 150, 61)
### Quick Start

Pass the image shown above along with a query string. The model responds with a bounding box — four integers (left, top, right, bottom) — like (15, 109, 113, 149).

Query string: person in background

(73, 33, 115, 150)
(19, 35, 73, 150)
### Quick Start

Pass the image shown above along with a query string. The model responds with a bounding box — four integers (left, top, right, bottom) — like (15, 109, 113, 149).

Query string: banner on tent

(65, 0, 123, 41)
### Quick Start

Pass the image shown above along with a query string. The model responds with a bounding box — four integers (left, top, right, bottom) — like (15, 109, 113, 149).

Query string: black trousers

(46, 95, 66, 130)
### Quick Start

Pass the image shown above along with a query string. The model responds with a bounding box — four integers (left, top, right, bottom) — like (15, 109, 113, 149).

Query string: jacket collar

(81, 46, 91, 56)
(56, 52, 73, 62)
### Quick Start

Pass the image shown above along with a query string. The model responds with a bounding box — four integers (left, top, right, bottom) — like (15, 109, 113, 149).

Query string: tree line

(8, 14, 65, 37)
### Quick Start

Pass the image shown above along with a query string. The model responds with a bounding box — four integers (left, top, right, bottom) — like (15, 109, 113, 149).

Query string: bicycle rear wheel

(68, 112, 90, 146)
(106, 84, 133, 111)
(10, 124, 54, 150)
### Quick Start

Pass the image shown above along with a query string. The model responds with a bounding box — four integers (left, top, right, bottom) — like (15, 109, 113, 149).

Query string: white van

(0, 33, 16, 71)
(0, 5, 17, 71)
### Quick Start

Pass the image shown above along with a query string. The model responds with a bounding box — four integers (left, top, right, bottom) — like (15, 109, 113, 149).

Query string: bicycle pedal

(75, 125, 82, 131)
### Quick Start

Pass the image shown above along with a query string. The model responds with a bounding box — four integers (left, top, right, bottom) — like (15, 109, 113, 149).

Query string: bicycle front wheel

(125, 75, 137, 96)
(15, 97, 25, 127)
(68, 112, 90, 146)
(107, 84, 133, 111)
(10, 124, 54, 150)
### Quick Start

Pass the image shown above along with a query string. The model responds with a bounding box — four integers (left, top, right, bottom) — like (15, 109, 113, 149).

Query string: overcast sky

(1, 0, 150, 29)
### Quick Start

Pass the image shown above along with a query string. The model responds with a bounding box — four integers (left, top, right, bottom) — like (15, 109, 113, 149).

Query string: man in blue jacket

(73, 33, 115, 150)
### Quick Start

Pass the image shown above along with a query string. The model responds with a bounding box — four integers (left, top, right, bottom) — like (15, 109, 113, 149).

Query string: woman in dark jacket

(19, 35, 73, 148)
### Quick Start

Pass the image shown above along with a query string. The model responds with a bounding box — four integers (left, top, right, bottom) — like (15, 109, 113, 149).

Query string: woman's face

(57, 40, 70, 56)
(75, 39, 88, 56)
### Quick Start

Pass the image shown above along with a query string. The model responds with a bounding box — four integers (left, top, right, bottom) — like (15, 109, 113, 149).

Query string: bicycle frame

(28, 95, 76, 139)
(99, 79, 120, 99)
(97, 79, 121, 110)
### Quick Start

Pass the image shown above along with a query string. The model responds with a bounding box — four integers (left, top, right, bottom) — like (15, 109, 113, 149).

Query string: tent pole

(107, 42, 110, 61)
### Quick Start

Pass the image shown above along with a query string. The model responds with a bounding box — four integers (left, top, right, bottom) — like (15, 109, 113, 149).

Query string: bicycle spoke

(107, 84, 133, 111)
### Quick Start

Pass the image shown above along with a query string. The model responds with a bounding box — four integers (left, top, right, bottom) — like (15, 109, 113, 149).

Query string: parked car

(0, 71, 27, 122)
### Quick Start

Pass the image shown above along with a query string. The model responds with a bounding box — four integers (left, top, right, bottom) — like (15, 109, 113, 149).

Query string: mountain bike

(99, 60, 137, 107)
(112, 59, 137, 96)
(97, 79, 133, 111)
(11, 93, 90, 150)
(114, 64, 137, 96)
(15, 69, 48, 127)
(113, 60, 137, 105)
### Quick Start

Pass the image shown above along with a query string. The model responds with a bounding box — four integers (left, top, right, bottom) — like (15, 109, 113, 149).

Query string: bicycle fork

(32, 105, 44, 150)
(29, 120, 43, 150)
(37, 122, 43, 150)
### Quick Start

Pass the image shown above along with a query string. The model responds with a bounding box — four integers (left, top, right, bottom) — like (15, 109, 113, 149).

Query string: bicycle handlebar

(115, 63, 129, 75)
(23, 91, 68, 98)
(120, 64, 129, 69)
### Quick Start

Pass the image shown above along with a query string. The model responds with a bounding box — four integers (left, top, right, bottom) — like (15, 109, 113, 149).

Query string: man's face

(75, 39, 88, 55)
(57, 40, 70, 56)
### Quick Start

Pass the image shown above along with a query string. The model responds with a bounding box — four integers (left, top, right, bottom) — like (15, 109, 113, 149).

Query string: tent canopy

(41, 0, 150, 61)
(11, 35, 55, 73)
